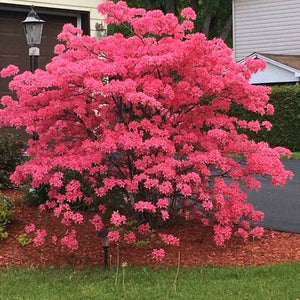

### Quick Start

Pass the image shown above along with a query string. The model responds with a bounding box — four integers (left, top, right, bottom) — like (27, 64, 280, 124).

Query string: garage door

(0, 8, 78, 99)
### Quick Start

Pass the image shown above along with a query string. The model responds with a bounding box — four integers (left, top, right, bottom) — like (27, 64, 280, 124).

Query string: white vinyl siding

(0, 0, 104, 37)
(233, 0, 300, 61)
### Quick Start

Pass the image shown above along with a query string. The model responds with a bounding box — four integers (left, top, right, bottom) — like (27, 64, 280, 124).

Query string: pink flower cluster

(0, 65, 19, 78)
(61, 230, 78, 250)
(25, 223, 35, 234)
(110, 210, 127, 226)
(159, 233, 180, 246)
(134, 201, 156, 213)
(124, 231, 137, 243)
(33, 229, 47, 246)
(107, 230, 120, 242)
(181, 7, 197, 20)
(152, 248, 165, 261)
(157, 198, 169, 208)
(89, 214, 104, 231)
(138, 223, 150, 235)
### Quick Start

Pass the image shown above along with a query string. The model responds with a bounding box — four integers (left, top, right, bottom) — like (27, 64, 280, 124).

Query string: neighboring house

(0, 0, 105, 98)
(232, 0, 300, 84)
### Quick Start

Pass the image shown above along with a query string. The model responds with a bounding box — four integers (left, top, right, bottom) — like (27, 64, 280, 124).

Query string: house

(232, 0, 300, 84)
(0, 0, 105, 98)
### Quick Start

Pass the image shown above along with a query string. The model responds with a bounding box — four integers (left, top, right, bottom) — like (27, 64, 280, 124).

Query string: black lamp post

(22, 6, 45, 72)
(98, 230, 109, 268)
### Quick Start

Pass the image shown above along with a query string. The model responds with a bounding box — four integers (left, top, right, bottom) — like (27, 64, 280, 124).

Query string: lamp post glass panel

(22, 6, 45, 72)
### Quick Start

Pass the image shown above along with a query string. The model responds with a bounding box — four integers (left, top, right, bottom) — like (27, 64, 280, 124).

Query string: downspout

(232, 0, 236, 61)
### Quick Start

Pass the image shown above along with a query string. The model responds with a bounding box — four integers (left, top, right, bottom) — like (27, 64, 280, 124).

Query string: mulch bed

(1, 189, 300, 268)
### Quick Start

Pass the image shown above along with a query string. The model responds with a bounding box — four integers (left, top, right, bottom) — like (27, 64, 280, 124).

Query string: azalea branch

(63, 109, 97, 141)
(107, 157, 127, 179)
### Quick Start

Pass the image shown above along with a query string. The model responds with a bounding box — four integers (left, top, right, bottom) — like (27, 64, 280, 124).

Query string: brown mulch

(1, 189, 300, 268)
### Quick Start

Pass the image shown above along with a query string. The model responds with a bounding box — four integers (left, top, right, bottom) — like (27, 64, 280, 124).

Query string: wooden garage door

(0, 8, 77, 99)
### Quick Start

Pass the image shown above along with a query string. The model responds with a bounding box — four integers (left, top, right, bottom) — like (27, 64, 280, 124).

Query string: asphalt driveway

(246, 160, 300, 233)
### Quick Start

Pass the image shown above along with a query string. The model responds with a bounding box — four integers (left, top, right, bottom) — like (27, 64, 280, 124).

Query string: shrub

(0, 195, 14, 240)
(230, 85, 300, 151)
(0, 131, 25, 188)
(0, 2, 293, 260)
(16, 233, 32, 246)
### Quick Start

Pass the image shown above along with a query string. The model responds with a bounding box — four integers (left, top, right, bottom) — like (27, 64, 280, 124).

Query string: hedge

(231, 85, 300, 152)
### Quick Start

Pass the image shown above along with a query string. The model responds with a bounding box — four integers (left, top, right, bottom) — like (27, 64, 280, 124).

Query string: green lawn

(1, 263, 300, 300)
(291, 152, 300, 160)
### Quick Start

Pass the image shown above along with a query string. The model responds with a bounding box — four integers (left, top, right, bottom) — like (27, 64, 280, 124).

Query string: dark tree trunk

(202, 13, 212, 37)
(165, 0, 176, 13)
(146, 0, 157, 9)
(219, 15, 232, 41)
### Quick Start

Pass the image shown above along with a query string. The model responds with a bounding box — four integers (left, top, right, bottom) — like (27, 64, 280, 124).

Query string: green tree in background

(109, 0, 232, 45)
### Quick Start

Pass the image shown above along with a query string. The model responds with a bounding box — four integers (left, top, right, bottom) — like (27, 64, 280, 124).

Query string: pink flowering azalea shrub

(0, 1, 293, 260)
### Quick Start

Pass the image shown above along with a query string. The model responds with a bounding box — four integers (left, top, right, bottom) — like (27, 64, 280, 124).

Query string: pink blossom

(248, 121, 261, 132)
(65, 180, 83, 202)
(110, 210, 127, 226)
(46, 201, 57, 209)
(107, 230, 120, 242)
(98, 204, 107, 214)
(84, 196, 93, 204)
(0, 65, 19, 77)
(54, 44, 65, 55)
(138, 223, 150, 235)
(90, 214, 104, 231)
(33, 229, 47, 246)
(251, 226, 264, 238)
(251, 210, 264, 222)
(181, 7, 197, 20)
(158, 181, 173, 194)
(25, 223, 35, 234)
(202, 200, 213, 211)
(208, 129, 227, 139)
(214, 225, 232, 246)
(49, 172, 64, 187)
(61, 230, 78, 250)
(157, 198, 169, 208)
(152, 248, 165, 261)
(134, 201, 156, 213)
(201, 218, 210, 226)
(236, 228, 249, 241)
(39, 204, 46, 212)
(266, 104, 275, 115)
(178, 184, 192, 196)
(262, 121, 272, 131)
(159, 233, 180, 246)
(124, 231, 136, 243)
(161, 210, 169, 220)
(181, 20, 194, 32)
(62, 211, 83, 225)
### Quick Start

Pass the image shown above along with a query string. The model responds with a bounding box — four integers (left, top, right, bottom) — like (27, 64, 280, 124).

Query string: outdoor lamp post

(22, 6, 45, 72)
(98, 230, 109, 268)
(95, 22, 107, 39)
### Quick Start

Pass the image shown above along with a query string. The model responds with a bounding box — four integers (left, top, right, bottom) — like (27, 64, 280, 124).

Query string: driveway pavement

(246, 160, 300, 233)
